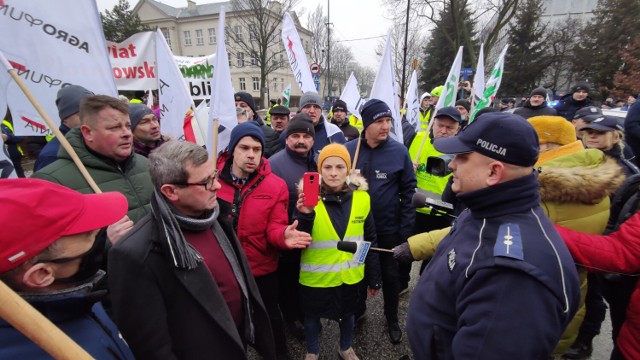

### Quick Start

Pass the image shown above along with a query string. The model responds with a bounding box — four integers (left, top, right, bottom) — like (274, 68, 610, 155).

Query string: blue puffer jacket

(554, 94, 593, 121)
(0, 273, 135, 359)
(407, 173, 580, 359)
(345, 136, 416, 239)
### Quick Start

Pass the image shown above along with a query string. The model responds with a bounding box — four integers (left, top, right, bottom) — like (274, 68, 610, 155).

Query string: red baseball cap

(0, 179, 128, 273)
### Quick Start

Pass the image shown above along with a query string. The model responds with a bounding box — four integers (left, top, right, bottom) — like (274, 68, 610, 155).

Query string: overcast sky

(95, 0, 393, 70)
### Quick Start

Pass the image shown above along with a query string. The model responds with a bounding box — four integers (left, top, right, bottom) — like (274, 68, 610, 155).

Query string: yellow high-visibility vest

(409, 131, 451, 215)
(300, 190, 370, 288)
(2, 120, 24, 155)
(349, 115, 363, 133)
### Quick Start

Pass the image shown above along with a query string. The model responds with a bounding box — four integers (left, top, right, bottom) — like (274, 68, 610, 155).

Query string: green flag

(282, 83, 291, 107)
(469, 44, 509, 123)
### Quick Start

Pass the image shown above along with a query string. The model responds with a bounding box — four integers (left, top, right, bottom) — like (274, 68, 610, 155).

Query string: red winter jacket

(556, 212, 640, 360)
(216, 153, 290, 277)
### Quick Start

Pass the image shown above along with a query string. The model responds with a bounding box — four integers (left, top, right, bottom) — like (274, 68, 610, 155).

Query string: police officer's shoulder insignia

(447, 248, 456, 271)
(493, 223, 524, 260)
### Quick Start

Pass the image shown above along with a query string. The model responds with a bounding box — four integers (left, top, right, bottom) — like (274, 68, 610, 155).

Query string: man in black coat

(108, 141, 276, 360)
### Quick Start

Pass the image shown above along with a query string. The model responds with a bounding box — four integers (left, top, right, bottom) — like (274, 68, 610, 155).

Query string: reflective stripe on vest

(2, 120, 24, 155)
(409, 131, 452, 215)
(300, 190, 370, 288)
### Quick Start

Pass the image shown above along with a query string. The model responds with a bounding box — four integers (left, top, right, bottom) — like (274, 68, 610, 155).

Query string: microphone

(411, 191, 455, 218)
(337, 241, 394, 254)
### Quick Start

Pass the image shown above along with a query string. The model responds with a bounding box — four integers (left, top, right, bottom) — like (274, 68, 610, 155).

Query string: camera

(426, 154, 454, 176)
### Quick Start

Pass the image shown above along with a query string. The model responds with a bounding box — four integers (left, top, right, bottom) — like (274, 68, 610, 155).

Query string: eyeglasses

(173, 171, 218, 191)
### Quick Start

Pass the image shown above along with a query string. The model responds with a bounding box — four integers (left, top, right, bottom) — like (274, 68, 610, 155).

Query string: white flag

(405, 70, 420, 131)
(282, 12, 316, 94)
(208, 6, 237, 156)
(339, 72, 365, 119)
(155, 29, 197, 141)
(435, 46, 463, 110)
(0, 1, 117, 136)
(369, 29, 403, 142)
(472, 44, 485, 106)
(282, 83, 291, 107)
(469, 44, 509, 123)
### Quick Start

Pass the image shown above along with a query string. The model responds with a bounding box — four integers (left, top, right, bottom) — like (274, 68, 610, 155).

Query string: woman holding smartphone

(295, 144, 382, 360)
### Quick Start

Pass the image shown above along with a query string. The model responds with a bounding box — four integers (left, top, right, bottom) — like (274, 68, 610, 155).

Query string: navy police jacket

(346, 136, 416, 239)
(407, 173, 580, 359)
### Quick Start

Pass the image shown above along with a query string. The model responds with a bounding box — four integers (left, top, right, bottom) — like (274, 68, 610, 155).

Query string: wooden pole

(0, 51, 101, 194)
(351, 135, 362, 175)
(211, 118, 220, 165)
(0, 280, 93, 359)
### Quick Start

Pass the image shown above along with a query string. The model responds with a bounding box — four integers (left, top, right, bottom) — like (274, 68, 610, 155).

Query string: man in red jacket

(216, 122, 312, 359)
(557, 213, 640, 360)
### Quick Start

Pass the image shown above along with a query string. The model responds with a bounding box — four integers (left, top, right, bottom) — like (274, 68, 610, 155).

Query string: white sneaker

(304, 353, 319, 360)
(338, 347, 360, 360)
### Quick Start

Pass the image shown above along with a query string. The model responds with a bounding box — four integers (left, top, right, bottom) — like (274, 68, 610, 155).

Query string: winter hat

(318, 143, 351, 170)
(420, 92, 432, 103)
(431, 86, 443, 97)
(285, 113, 315, 137)
(332, 100, 348, 113)
(434, 112, 539, 167)
(56, 85, 94, 120)
(530, 87, 548, 98)
(570, 82, 591, 94)
(528, 116, 577, 145)
(455, 99, 470, 112)
(128, 104, 155, 131)
(299, 91, 322, 109)
(234, 92, 256, 113)
(228, 121, 265, 153)
(360, 99, 392, 130)
(270, 105, 290, 116)
(0, 178, 127, 272)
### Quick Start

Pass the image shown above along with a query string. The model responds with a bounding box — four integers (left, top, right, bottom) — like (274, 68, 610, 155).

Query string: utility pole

(400, 0, 411, 105)
(327, 0, 331, 98)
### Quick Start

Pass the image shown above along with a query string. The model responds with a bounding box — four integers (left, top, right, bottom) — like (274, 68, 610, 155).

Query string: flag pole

(0, 51, 101, 194)
(211, 118, 220, 165)
(351, 135, 362, 174)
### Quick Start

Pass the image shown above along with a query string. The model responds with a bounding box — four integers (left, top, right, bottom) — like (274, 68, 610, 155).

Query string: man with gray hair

(108, 141, 276, 359)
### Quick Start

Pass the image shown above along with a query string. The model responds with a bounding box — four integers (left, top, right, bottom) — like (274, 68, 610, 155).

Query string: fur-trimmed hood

(538, 149, 625, 204)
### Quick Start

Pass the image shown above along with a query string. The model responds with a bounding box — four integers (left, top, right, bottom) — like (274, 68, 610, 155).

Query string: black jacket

(513, 102, 558, 119)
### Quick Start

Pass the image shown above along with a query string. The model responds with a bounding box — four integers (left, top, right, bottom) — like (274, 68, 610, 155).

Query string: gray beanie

(530, 87, 548, 98)
(128, 104, 154, 131)
(56, 85, 94, 120)
(299, 91, 322, 109)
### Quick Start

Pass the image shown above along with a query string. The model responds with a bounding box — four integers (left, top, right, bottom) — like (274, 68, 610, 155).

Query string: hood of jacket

(538, 148, 624, 204)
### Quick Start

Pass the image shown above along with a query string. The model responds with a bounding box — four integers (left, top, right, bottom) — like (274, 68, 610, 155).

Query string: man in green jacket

(33, 95, 153, 244)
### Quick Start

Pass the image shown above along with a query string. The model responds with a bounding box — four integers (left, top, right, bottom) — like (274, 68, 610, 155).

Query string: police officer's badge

(494, 223, 524, 260)
(447, 248, 456, 271)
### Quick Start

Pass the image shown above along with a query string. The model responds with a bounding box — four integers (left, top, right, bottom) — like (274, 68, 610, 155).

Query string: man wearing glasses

(108, 140, 277, 360)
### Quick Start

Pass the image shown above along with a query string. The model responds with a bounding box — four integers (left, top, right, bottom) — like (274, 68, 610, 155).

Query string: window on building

(195, 29, 204, 46)
(208, 28, 216, 44)
(234, 25, 243, 41)
(249, 23, 258, 41)
(250, 51, 258, 67)
(280, 78, 285, 91)
(239, 77, 246, 91)
(161, 28, 172, 49)
(272, 78, 278, 92)
(252, 77, 260, 91)
(183, 31, 192, 46)
(225, 26, 230, 44)
(280, 54, 284, 68)
(237, 52, 245, 67)
(228, 53, 232, 67)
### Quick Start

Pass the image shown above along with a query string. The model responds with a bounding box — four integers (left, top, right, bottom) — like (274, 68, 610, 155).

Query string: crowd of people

(1, 81, 640, 360)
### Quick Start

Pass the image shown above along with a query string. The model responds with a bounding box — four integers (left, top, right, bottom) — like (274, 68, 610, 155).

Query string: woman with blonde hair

(581, 115, 639, 176)
(296, 144, 381, 360)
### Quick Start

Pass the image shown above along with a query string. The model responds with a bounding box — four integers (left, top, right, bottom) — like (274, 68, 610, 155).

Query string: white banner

(339, 72, 365, 119)
(0, 1, 117, 136)
(370, 29, 403, 142)
(406, 70, 420, 131)
(207, 6, 237, 156)
(435, 46, 463, 110)
(281, 12, 316, 94)
(155, 29, 198, 141)
(175, 54, 216, 100)
(107, 31, 156, 90)
(472, 43, 485, 106)
(469, 44, 509, 123)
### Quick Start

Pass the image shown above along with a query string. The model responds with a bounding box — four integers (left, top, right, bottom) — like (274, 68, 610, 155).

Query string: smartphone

(303, 172, 320, 207)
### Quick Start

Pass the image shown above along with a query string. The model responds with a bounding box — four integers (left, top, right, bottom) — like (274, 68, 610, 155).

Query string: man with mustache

(33, 95, 153, 245)
(269, 114, 318, 338)
(216, 122, 313, 359)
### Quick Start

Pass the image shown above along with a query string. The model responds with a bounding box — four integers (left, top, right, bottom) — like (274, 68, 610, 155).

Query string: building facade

(133, 0, 315, 109)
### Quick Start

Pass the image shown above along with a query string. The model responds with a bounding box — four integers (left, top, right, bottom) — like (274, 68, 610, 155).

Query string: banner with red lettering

(0, 1, 117, 136)
(107, 31, 156, 90)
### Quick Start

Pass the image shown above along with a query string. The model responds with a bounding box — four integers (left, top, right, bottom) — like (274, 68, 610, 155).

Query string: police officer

(406, 112, 581, 359)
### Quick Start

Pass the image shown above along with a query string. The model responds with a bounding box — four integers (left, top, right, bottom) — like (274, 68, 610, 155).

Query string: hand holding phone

(302, 172, 320, 207)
